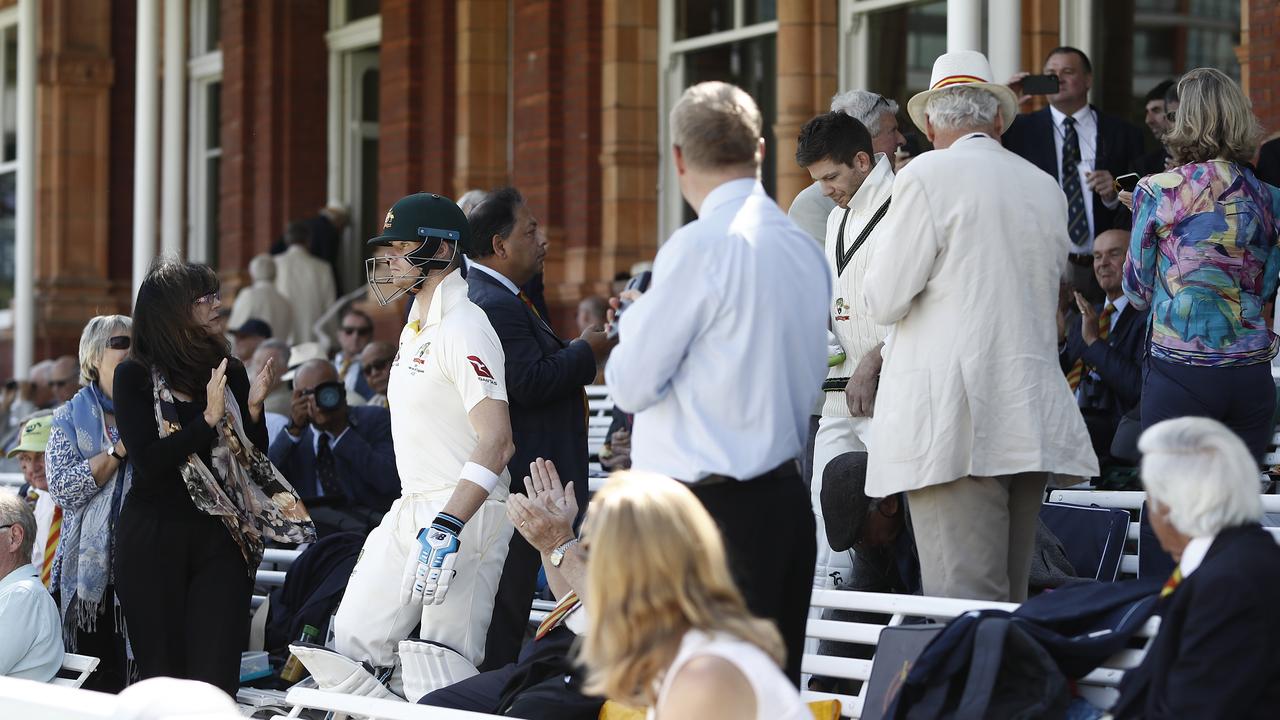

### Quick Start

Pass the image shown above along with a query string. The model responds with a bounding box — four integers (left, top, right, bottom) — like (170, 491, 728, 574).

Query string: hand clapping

(506, 458, 577, 554)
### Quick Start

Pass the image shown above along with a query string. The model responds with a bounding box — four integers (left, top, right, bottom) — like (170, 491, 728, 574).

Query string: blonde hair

(1164, 68, 1262, 166)
(579, 472, 784, 706)
(669, 81, 762, 170)
(78, 314, 133, 386)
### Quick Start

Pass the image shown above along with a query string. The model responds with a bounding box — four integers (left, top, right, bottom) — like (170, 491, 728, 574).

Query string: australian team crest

(383, 208, 395, 229)
(834, 297, 850, 322)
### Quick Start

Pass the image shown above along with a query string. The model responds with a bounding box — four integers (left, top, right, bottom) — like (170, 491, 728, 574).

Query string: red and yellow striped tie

(41, 506, 61, 587)
(1159, 566, 1183, 599)
(534, 591, 582, 641)
(1066, 302, 1116, 391)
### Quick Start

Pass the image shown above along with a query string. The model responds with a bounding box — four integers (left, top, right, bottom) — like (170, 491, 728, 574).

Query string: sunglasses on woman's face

(193, 292, 221, 306)
(362, 358, 393, 376)
(108, 335, 131, 351)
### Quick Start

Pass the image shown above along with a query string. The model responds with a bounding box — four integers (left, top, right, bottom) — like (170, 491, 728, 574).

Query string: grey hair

(457, 190, 488, 217)
(248, 254, 277, 282)
(1139, 417, 1263, 538)
(0, 494, 36, 562)
(250, 339, 291, 377)
(830, 90, 900, 138)
(924, 86, 1000, 132)
(78, 315, 133, 387)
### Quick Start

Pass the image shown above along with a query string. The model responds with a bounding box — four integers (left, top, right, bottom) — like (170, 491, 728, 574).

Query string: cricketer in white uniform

(299, 192, 515, 702)
(795, 111, 896, 590)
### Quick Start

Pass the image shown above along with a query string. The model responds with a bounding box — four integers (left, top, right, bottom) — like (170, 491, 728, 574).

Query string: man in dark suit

(268, 359, 399, 536)
(1058, 229, 1147, 470)
(1111, 417, 1280, 719)
(1257, 136, 1280, 187)
(463, 187, 613, 671)
(1003, 47, 1144, 299)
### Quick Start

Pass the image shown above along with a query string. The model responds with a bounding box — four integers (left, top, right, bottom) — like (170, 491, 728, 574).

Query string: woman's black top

(113, 358, 268, 512)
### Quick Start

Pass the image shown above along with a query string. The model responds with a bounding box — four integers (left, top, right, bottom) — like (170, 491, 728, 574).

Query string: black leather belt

(689, 460, 801, 487)
(1067, 252, 1093, 267)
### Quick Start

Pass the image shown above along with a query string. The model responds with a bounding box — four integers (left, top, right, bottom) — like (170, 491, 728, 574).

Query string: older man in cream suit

(863, 51, 1098, 603)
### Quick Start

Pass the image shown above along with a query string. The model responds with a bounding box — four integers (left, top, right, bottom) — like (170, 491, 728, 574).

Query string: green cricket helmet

(365, 193, 470, 305)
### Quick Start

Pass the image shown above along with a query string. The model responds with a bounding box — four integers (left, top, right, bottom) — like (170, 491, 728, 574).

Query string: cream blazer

(862, 133, 1099, 495)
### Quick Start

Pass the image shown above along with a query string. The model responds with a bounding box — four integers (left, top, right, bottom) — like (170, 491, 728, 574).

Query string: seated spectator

(44, 315, 133, 691)
(232, 318, 273, 362)
(0, 493, 64, 681)
(597, 407, 633, 471)
(49, 356, 80, 406)
(268, 359, 398, 536)
(333, 308, 375, 399)
(1110, 417, 1280, 719)
(250, 339, 293, 417)
(419, 458, 601, 719)
(8, 415, 59, 585)
(358, 341, 395, 409)
(229, 254, 295, 343)
(1059, 229, 1148, 476)
(580, 473, 810, 720)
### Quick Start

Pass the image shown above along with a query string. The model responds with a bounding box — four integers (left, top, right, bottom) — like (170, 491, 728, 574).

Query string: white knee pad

(398, 638, 480, 703)
(289, 644, 399, 701)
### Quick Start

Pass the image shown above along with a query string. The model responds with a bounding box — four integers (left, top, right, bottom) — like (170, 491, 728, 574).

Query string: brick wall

(1245, 0, 1280, 137)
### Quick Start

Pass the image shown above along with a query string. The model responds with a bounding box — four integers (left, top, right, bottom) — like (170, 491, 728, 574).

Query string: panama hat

(906, 50, 1020, 135)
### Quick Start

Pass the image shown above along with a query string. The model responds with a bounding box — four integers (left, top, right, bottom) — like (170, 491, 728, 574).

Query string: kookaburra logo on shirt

(467, 356, 496, 384)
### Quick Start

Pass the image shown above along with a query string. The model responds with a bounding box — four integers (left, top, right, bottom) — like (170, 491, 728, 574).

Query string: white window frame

(326, 1, 381, 292)
(838, 0, 944, 92)
(186, 0, 222, 264)
(657, 1, 778, 241)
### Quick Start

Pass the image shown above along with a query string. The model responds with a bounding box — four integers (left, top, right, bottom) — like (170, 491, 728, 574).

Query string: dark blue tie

(316, 433, 343, 498)
(1062, 116, 1089, 249)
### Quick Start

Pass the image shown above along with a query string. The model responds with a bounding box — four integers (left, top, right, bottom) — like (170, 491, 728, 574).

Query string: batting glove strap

(432, 512, 465, 536)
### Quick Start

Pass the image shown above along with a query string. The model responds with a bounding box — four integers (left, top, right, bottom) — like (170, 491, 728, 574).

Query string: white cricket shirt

(388, 270, 510, 498)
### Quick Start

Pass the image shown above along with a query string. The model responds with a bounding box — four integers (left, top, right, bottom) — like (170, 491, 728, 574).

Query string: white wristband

(460, 461, 502, 494)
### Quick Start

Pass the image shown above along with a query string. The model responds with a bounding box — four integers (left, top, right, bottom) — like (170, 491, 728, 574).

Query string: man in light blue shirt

(605, 81, 831, 685)
(0, 494, 64, 681)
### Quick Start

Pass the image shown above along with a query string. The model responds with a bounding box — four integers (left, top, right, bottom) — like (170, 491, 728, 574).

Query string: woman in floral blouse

(45, 314, 133, 691)
(1123, 68, 1280, 460)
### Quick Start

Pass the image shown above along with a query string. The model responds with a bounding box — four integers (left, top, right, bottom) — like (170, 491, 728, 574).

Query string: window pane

(347, 0, 380, 23)
(360, 138, 379, 244)
(681, 34, 776, 221)
(3, 25, 15, 164)
(361, 68, 379, 123)
(866, 1, 947, 107)
(0, 171, 12, 307)
(206, 82, 221, 151)
(206, 0, 221, 51)
(205, 156, 220, 268)
(743, 0, 777, 25)
(676, 0, 734, 39)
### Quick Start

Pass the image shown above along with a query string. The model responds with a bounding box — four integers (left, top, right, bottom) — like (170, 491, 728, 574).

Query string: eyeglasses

(0, 524, 12, 531)
(107, 335, 131, 351)
(362, 358, 393, 376)
(193, 292, 221, 306)
(873, 94, 890, 111)
(341, 326, 373, 337)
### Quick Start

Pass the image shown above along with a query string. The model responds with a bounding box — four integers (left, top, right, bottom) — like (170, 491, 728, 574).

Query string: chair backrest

(1040, 502, 1130, 581)
(1048, 489, 1280, 579)
(801, 589, 1159, 718)
(285, 686, 507, 718)
(0, 676, 116, 720)
(51, 653, 100, 689)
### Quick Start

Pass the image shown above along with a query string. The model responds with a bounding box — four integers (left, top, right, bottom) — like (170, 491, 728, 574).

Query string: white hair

(78, 314, 133, 387)
(248, 254, 277, 282)
(457, 189, 488, 217)
(924, 85, 1000, 132)
(1138, 417, 1263, 538)
(830, 90, 900, 137)
(0, 493, 36, 561)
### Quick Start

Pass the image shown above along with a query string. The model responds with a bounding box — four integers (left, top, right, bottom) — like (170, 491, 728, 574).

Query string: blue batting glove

(400, 512, 463, 606)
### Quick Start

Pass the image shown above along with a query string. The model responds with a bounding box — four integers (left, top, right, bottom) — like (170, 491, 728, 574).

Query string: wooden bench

(800, 589, 1159, 718)
(1047, 489, 1280, 577)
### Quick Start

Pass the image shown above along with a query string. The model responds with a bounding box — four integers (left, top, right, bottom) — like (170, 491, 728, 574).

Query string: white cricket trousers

(333, 493, 514, 670)
(809, 414, 871, 589)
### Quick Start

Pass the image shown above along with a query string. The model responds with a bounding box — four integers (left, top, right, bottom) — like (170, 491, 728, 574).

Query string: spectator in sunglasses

(358, 341, 396, 409)
(43, 315, 134, 690)
(334, 309, 376, 401)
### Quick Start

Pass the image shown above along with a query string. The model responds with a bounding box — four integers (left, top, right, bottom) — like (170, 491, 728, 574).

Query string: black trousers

(71, 586, 129, 693)
(421, 625, 602, 719)
(1141, 356, 1275, 461)
(114, 499, 253, 697)
(689, 468, 816, 687)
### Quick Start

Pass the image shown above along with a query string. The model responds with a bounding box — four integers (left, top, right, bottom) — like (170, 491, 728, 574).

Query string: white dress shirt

(1178, 535, 1216, 579)
(333, 352, 363, 394)
(1050, 105, 1118, 252)
(0, 563, 64, 681)
(605, 179, 831, 482)
(467, 262, 521, 295)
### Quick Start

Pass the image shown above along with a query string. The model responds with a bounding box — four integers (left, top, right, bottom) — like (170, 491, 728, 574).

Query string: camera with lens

(305, 381, 346, 412)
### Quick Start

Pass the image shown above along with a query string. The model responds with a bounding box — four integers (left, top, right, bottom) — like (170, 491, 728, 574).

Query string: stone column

(775, 0, 837, 211)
